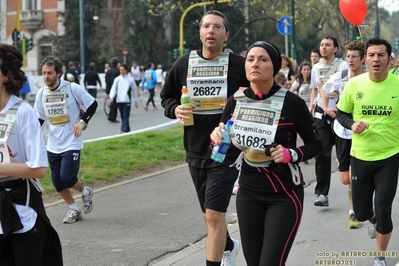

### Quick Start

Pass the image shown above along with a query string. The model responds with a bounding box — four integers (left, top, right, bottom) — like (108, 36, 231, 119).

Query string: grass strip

(41, 126, 185, 192)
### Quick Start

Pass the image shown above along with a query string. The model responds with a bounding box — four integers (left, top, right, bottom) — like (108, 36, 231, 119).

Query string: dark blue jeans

(118, 102, 131, 132)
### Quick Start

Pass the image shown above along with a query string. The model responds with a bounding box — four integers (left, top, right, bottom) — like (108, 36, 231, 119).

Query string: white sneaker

(221, 238, 240, 266)
(314, 194, 329, 207)
(368, 220, 377, 239)
(63, 209, 82, 224)
(82, 187, 93, 214)
(374, 258, 387, 266)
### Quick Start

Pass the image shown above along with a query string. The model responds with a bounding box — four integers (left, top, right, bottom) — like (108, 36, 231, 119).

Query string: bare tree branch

(226, 15, 277, 45)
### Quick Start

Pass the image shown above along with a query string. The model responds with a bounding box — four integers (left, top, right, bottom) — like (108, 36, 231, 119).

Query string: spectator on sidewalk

(84, 62, 102, 99)
(64, 61, 80, 84)
(105, 57, 120, 122)
(75, 61, 81, 75)
(109, 63, 138, 133)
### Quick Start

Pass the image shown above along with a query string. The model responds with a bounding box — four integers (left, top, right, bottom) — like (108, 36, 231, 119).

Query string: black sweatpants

(236, 187, 304, 266)
(314, 110, 335, 196)
(0, 217, 48, 266)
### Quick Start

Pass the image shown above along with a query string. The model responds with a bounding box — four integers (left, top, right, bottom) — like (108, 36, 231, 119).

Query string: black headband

(246, 41, 282, 76)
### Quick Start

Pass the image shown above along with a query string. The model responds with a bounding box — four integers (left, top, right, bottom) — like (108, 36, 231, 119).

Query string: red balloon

(339, 0, 368, 26)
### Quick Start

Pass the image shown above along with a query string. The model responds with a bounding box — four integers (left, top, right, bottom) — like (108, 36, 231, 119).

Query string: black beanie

(246, 41, 282, 76)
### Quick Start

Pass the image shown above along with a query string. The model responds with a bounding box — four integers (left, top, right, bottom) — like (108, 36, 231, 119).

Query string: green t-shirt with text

(337, 72, 399, 161)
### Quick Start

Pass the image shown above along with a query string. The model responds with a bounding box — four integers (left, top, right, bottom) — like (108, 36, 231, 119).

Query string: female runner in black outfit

(211, 41, 323, 266)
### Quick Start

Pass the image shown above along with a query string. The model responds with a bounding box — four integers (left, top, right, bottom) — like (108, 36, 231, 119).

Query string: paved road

(45, 157, 399, 266)
(83, 90, 177, 140)
(46, 165, 207, 266)
(43, 90, 376, 266)
(151, 168, 399, 266)
(44, 156, 329, 266)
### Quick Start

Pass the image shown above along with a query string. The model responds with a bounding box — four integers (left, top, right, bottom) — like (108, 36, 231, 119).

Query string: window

(26, 0, 38, 10)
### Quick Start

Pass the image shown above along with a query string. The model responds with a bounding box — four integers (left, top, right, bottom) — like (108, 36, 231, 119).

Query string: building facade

(3, 0, 65, 76)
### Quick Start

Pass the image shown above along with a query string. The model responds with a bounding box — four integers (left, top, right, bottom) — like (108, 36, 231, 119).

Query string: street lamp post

(79, 0, 85, 73)
(375, 0, 380, 37)
(242, 0, 249, 48)
(290, 0, 296, 61)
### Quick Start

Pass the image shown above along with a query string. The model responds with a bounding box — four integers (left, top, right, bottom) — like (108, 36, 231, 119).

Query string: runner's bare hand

(351, 121, 369, 134)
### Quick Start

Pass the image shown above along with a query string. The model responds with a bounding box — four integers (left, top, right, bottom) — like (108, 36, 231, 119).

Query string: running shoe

(314, 195, 329, 207)
(374, 258, 387, 266)
(82, 187, 94, 214)
(348, 214, 360, 229)
(63, 209, 83, 224)
(368, 220, 377, 239)
(221, 238, 240, 266)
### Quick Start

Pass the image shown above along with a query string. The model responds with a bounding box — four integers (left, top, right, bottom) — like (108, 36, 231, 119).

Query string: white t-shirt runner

(0, 95, 48, 234)
(324, 70, 353, 139)
(311, 58, 348, 111)
(34, 79, 95, 153)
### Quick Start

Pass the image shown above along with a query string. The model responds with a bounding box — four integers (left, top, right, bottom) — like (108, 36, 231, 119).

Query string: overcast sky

(379, 0, 398, 12)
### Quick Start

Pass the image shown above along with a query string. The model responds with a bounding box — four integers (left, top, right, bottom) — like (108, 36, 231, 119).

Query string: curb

(150, 219, 240, 266)
(44, 164, 187, 208)
(149, 174, 320, 266)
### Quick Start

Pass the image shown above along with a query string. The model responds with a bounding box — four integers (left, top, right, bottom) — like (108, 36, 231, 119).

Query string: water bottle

(181, 86, 194, 126)
(211, 120, 234, 162)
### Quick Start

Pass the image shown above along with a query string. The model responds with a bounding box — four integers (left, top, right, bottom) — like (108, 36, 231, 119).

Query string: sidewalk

(152, 170, 399, 266)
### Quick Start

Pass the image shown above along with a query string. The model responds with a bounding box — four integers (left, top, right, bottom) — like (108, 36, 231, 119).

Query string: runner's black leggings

(146, 89, 155, 107)
(0, 217, 48, 266)
(236, 187, 304, 266)
(351, 153, 399, 234)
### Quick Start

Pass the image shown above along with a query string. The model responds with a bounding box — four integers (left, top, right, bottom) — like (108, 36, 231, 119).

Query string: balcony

(20, 10, 44, 31)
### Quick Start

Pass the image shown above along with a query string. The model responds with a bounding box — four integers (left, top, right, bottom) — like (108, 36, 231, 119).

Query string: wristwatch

(79, 119, 87, 130)
(289, 149, 298, 162)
